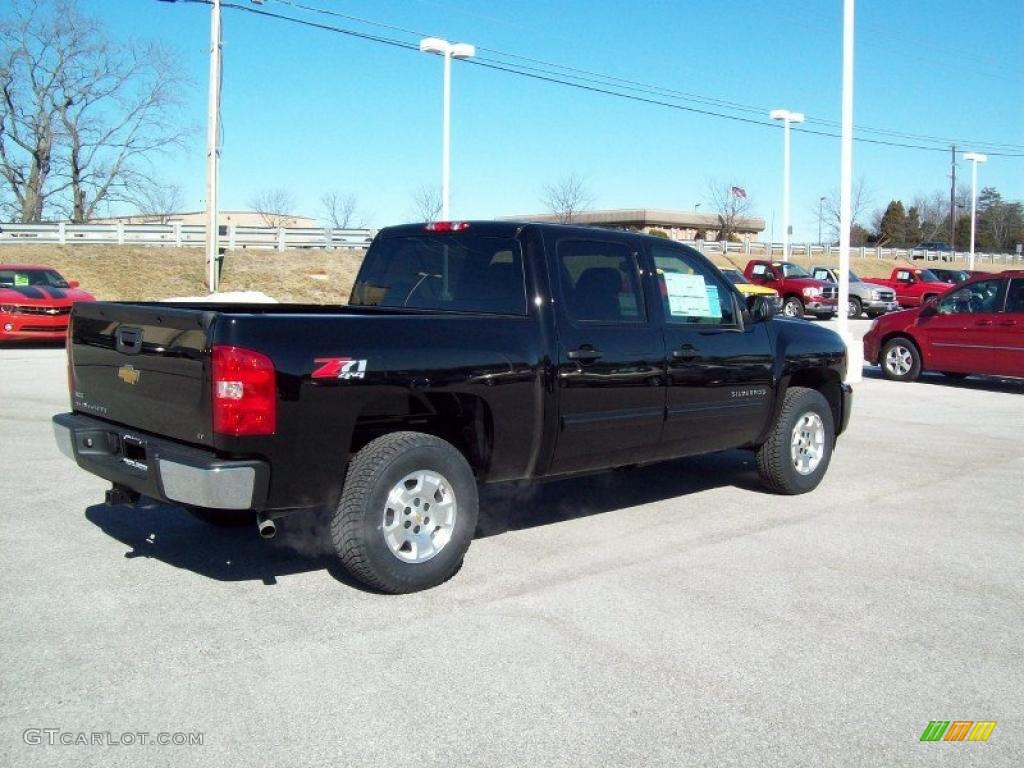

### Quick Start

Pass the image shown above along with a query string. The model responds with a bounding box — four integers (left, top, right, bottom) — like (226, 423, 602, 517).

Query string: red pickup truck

(743, 260, 837, 319)
(861, 267, 955, 308)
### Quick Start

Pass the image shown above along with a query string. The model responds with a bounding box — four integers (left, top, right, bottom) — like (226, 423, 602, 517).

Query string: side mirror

(919, 301, 937, 317)
(747, 294, 777, 323)
(68, 280, 80, 289)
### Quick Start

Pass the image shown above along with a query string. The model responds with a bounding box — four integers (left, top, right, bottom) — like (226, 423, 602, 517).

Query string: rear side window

(556, 240, 644, 323)
(350, 234, 527, 315)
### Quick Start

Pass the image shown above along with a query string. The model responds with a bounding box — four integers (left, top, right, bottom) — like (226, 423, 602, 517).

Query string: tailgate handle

(116, 327, 144, 355)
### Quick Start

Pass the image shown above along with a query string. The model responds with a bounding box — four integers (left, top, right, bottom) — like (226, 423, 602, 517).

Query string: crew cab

(810, 266, 899, 319)
(861, 267, 954, 308)
(0, 264, 95, 342)
(864, 270, 1024, 382)
(743, 260, 838, 319)
(53, 222, 852, 593)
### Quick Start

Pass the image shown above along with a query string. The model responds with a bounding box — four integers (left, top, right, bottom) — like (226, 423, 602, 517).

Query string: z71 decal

(312, 357, 368, 380)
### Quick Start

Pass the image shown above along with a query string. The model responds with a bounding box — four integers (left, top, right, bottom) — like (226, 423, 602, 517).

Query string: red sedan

(0, 264, 95, 343)
(864, 270, 1024, 381)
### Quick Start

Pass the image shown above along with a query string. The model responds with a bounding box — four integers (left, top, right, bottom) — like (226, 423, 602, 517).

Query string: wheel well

(787, 368, 842, 430)
(348, 393, 494, 474)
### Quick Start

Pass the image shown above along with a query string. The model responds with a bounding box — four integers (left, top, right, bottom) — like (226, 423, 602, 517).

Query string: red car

(0, 264, 95, 343)
(864, 270, 1024, 381)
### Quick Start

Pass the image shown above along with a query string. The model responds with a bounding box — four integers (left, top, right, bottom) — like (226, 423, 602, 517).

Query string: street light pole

(964, 152, 987, 270)
(204, 0, 221, 293)
(770, 109, 805, 261)
(420, 37, 475, 221)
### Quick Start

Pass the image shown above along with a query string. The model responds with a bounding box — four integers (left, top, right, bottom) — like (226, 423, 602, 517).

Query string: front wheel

(881, 337, 922, 382)
(847, 296, 863, 319)
(782, 296, 804, 318)
(756, 387, 835, 494)
(331, 432, 478, 593)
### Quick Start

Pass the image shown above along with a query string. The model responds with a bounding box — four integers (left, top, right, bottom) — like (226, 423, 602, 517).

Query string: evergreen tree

(878, 200, 908, 246)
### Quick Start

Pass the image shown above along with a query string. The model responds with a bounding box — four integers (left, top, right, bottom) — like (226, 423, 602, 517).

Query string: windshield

(0, 268, 69, 289)
(918, 269, 944, 283)
(350, 234, 527, 315)
(849, 270, 861, 282)
(722, 269, 750, 285)
(779, 263, 811, 278)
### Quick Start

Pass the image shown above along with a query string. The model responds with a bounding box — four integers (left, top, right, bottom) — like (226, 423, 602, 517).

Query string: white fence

(692, 239, 1023, 266)
(0, 222, 373, 250)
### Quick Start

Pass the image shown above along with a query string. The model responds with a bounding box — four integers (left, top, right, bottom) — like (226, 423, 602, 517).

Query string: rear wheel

(847, 296, 862, 319)
(881, 337, 922, 382)
(331, 432, 478, 593)
(756, 387, 834, 494)
(782, 296, 804, 318)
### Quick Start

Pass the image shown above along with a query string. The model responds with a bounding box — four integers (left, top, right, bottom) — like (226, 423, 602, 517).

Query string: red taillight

(424, 221, 470, 233)
(212, 345, 276, 436)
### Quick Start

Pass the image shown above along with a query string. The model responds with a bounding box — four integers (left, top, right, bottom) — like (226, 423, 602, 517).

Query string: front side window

(350, 234, 527, 315)
(651, 245, 736, 326)
(937, 279, 1002, 315)
(556, 240, 644, 323)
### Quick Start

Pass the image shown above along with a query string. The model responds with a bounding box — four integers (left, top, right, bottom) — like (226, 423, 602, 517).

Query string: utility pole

(949, 144, 956, 251)
(205, 0, 222, 293)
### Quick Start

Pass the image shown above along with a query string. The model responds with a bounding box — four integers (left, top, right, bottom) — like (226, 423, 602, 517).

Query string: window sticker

(752, 264, 767, 275)
(14, 273, 29, 286)
(663, 272, 712, 317)
(705, 286, 723, 319)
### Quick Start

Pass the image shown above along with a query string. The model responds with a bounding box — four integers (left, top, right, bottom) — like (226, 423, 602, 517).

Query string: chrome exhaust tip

(257, 515, 277, 540)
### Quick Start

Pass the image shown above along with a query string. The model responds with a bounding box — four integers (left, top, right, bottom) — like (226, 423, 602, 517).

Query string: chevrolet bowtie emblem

(118, 364, 141, 385)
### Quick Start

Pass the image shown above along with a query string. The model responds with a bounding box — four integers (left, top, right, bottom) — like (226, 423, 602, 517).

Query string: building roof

(497, 207, 765, 233)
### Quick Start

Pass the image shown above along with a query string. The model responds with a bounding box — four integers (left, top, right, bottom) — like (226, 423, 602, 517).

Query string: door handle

(998, 320, 1017, 327)
(568, 347, 603, 362)
(672, 344, 700, 360)
(974, 320, 993, 327)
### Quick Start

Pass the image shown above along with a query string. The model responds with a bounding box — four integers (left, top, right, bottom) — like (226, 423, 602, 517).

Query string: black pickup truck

(53, 221, 852, 592)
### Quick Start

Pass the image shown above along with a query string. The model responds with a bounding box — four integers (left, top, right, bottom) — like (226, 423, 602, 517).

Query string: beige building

(498, 208, 765, 242)
(90, 210, 318, 228)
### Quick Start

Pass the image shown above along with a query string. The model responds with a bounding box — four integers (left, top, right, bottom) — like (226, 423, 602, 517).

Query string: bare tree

(132, 181, 183, 223)
(248, 188, 296, 228)
(540, 173, 593, 223)
(410, 185, 442, 223)
(816, 177, 872, 243)
(706, 180, 752, 242)
(0, 0, 192, 222)
(320, 190, 360, 229)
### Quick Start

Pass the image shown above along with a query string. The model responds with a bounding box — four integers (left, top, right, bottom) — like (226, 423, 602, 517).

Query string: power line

(265, 0, 1024, 153)
(189, 0, 1024, 157)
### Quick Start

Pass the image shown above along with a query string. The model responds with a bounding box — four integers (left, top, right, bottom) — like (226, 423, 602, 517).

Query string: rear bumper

(52, 412, 269, 510)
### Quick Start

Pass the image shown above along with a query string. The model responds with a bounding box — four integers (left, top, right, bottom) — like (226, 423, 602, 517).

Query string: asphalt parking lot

(2, 329, 1022, 768)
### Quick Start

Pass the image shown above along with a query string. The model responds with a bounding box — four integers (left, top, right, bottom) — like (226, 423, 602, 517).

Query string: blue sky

(104, 0, 1023, 240)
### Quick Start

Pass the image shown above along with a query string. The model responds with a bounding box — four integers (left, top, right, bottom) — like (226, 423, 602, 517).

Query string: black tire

(880, 336, 922, 382)
(782, 296, 804, 318)
(941, 371, 969, 380)
(847, 296, 863, 319)
(756, 386, 834, 495)
(187, 507, 254, 527)
(331, 432, 478, 594)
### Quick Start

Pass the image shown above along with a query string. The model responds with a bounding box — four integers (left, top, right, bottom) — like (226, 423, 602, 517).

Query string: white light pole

(838, 0, 857, 381)
(420, 37, 475, 221)
(770, 108, 805, 260)
(204, 0, 222, 293)
(964, 152, 987, 270)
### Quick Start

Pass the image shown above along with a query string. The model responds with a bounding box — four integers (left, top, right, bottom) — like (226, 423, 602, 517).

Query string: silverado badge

(118, 364, 141, 385)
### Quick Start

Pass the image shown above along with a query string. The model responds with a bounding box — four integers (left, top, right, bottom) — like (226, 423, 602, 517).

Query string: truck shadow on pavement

(84, 448, 763, 589)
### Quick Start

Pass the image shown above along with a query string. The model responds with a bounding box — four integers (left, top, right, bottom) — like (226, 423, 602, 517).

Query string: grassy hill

(0, 243, 1004, 303)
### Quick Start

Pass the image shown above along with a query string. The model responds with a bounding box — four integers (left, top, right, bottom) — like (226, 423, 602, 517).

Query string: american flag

(730, 186, 747, 199)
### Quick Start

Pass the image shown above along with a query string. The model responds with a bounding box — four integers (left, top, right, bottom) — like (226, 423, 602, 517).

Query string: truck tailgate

(69, 302, 215, 447)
